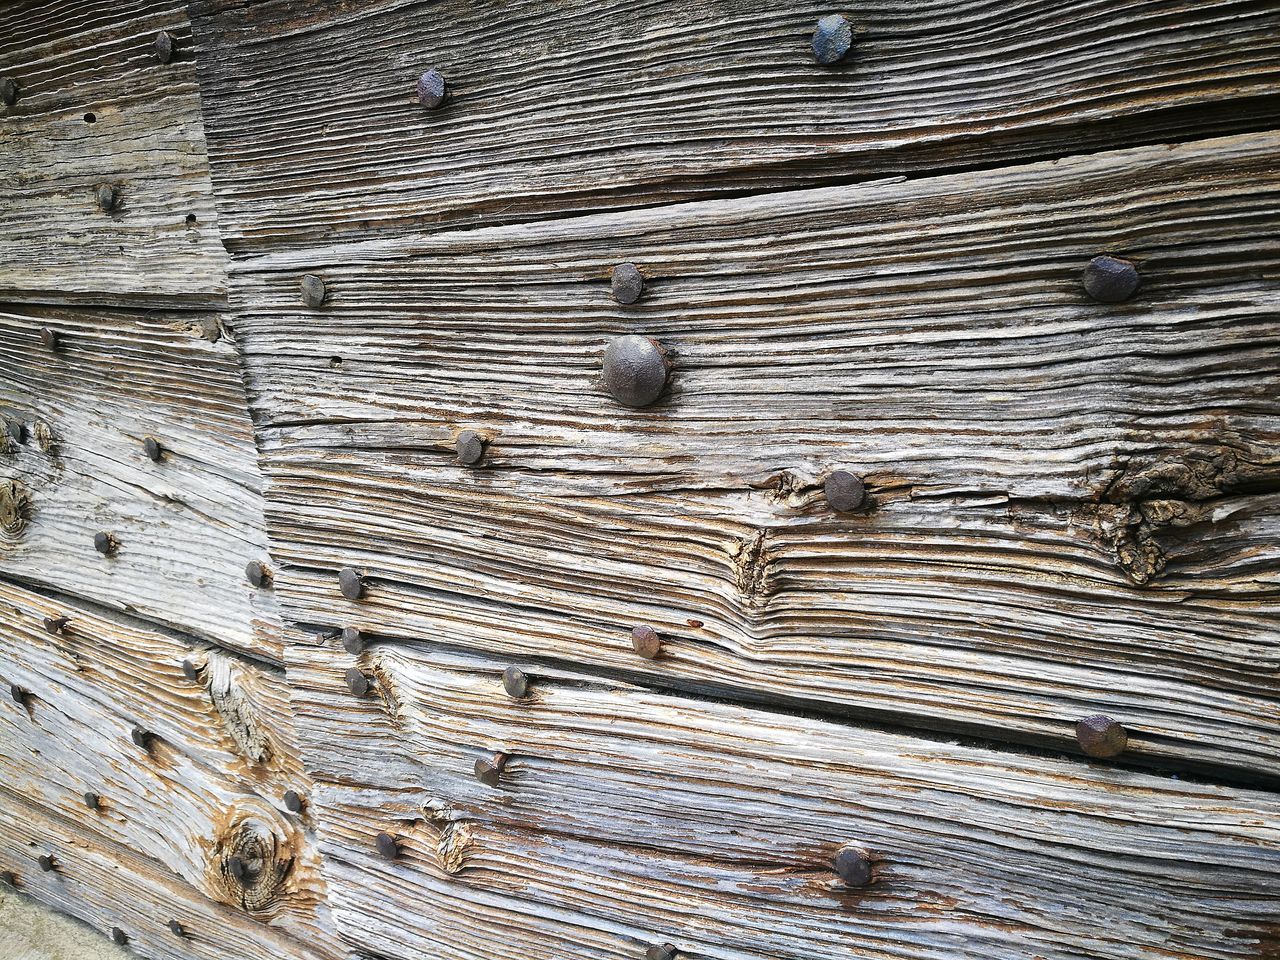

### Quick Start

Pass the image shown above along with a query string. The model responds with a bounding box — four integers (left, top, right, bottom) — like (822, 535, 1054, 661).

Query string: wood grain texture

(0, 0, 226, 306)
(285, 641, 1280, 960)
(232, 133, 1280, 777)
(0, 303, 282, 661)
(189, 0, 1280, 250)
(0, 578, 343, 959)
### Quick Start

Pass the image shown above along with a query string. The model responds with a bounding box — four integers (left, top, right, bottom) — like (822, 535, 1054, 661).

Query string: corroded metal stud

(167, 919, 186, 938)
(631, 624, 662, 659)
(39, 327, 59, 351)
(111, 927, 128, 946)
(1082, 255, 1141, 303)
(94, 531, 119, 556)
(245, 559, 272, 589)
(84, 791, 101, 810)
(603, 335, 670, 408)
(474, 752, 508, 787)
(646, 945, 678, 960)
(812, 14, 854, 65)
(833, 845, 873, 886)
(375, 831, 399, 860)
(143, 436, 163, 462)
(130, 726, 154, 750)
(37, 854, 55, 872)
(1076, 714, 1127, 759)
(181, 659, 200, 682)
(283, 790, 305, 813)
(9, 684, 26, 704)
(416, 68, 448, 109)
(502, 666, 529, 699)
(43, 616, 70, 635)
(154, 30, 175, 63)
(344, 668, 371, 697)
(340, 626, 364, 654)
(1, 77, 18, 106)
(97, 184, 118, 213)
(456, 429, 486, 466)
(338, 567, 365, 600)
(824, 471, 866, 512)
(300, 274, 327, 308)
(611, 263, 645, 304)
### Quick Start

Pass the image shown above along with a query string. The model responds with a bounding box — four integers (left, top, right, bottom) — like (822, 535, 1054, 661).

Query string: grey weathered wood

(189, 0, 1280, 250)
(285, 641, 1280, 960)
(228, 132, 1280, 777)
(0, 0, 226, 306)
(0, 303, 282, 662)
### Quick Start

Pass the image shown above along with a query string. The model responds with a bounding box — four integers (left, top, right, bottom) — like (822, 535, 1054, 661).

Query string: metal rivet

(416, 68, 448, 109)
(167, 919, 185, 938)
(84, 791, 101, 811)
(502, 666, 529, 699)
(340, 627, 363, 654)
(111, 927, 128, 946)
(833, 845, 873, 886)
(812, 14, 854, 65)
(143, 436, 163, 462)
(824, 471, 866, 512)
(375, 831, 399, 860)
(1082, 255, 1141, 303)
(9, 684, 26, 704)
(283, 790, 305, 813)
(154, 30, 175, 63)
(43, 616, 70, 635)
(474, 752, 508, 787)
(456, 430, 486, 466)
(603, 335, 670, 408)
(611, 263, 645, 304)
(1076, 714, 1127, 759)
(300, 274, 327, 308)
(39, 327, 59, 351)
(1, 77, 18, 106)
(344, 668, 371, 697)
(245, 559, 271, 589)
(37, 854, 55, 873)
(646, 945, 678, 960)
(131, 726, 154, 750)
(97, 184, 117, 213)
(93, 531, 118, 556)
(631, 625, 662, 660)
(0, 870, 15, 887)
(181, 659, 200, 682)
(338, 567, 365, 601)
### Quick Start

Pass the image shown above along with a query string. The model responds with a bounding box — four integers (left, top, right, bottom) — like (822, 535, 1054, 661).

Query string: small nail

(9, 684, 27, 704)
(824, 470, 866, 512)
(375, 831, 399, 860)
(474, 752, 508, 787)
(1082, 255, 1141, 303)
(111, 927, 128, 946)
(39, 327, 59, 351)
(832, 845, 873, 887)
(244, 559, 272, 589)
(143, 436, 163, 462)
(455, 429, 486, 466)
(340, 627, 363, 654)
(130, 726, 154, 750)
(611, 263, 645, 304)
(37, 854, 55, 873)
(84, 791, 101, 811)
(181, 659, 200, 682)
(300, 274, 327, 308)
(812, 14, 855, 65)
(42, 616, 70, 635)
(338, 567, 365, 601)
(1076, 714, 1127, 759)
(93, 531, 118, 557)
(154, 30, 175, 63)
(603, 335, 670, 408)
(344, 668, 371, 697)
(283, 790, 305, 813)
(646, 945, 678, 960)
(502, 666, 529, 699)
(631, 625, 662, 659)
(97, 184, 118, 213)
(416, 68, 448, 109)
(167, 919, 186, 938)
(0, 77, 18, 106)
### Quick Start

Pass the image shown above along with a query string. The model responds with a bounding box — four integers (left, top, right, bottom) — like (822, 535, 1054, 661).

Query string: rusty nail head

(1082, 255, 1141, 303)
(603, 335, 669, 408)
(154, 30, 175, 63)
(456, 429, 485, 466)
(824, 470, 866, 512)
(111, 927, 128, 946)
(97, 184, 117, 212)
(9, 684, 26, 704)
(611, 263, 645, 304)
(812, 14, 855, 65)
(181, 659, 200, 682)
(43, 616, 70, 635)
(345, 668, 371, 697)
(417, 68, 448, 109)
(283, 789, 305, 813)
(300, 274, 327, 308)
(84, 791, 101, 810)
(167, 919, 185, 937)
(1, 77, 18, 106)
(245, 559, 271, 588)
(631, 624, 662, 659)
(833, 845, 873, 886)
(37, 854, 55, 872)
(131, 726, 153, 750)
(39, 327, 59, 351)
(94, 531, 118, 556)
(0, 870, 15, 887)
(375, 831, 399, 860)
(646, 945, 678, 960)
(474, 752, 508, 787)
(338, 566, 365, 600)
(340, 626, 363, 654)
(502, 666, 529, 699)
(143, 436, 163, 462)
(1076, 714, 1127, 759)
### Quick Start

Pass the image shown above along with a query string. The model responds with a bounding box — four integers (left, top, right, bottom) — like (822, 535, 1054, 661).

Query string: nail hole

(185, 213, 197, 227)
(82, 112, 95, 123)
(329, 356, 343, 369)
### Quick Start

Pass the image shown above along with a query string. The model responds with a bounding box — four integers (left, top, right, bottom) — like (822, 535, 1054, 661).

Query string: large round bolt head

(376, 831, 399, 860)
(502, 666, 529, 698)
(602, 335, 669, 407)
(97, 184, 117, 212)
(611, 263, 645, 304)
(300, 274, 327, 307)
(417, 69, 448, 109)
(824, 471, 866, 512)
(456, 430, 485, 466)
(338, 566, 365, 600)
(340, 626, 364, 654)
(345, 668, 371, 697)
(833, 845, 873, 886)
(631, 625, 662, 659)
(812, 14, 854, 65)
(1076, 714, 1128, 758)
(1082, 255, 1141, 303)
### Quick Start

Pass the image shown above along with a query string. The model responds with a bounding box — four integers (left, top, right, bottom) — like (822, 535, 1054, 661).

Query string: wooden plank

(188, 0, 1280, 250)
(285, 641, 1280, 960)
(0, 577, 343, 959)
(0, 303, 282, 662)
(0, 0, 226, 306)
(231, 133, 1280, 776)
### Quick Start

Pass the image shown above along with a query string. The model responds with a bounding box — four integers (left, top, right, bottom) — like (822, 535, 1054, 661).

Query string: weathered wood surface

(0, 303, 282, 662)
(230, 132, 1280, 778)
(0, 0, 226, 307)
(189, 0, 1280, 250)
(0, 578, 342, 958)
(286, 642, 1280, 960)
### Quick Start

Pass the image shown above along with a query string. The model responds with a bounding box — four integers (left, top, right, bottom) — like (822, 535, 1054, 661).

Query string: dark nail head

(167, 919, 185, 938)
(43, 616, 70, 635)
(300, 274, 327, 308)
(344, 668, 370, 697)
(84, 791, 101, 810)
(283, 789, 305, 813)
(603, 335, 669, 407)
(611, 262, 645, 304)
(93, 531, 117, 556)
(111, 927, 128, 946)
(143, 436, 163, 462)
(824, 471, 866, 512)
(833, 845, 873, 886)
(97, 184, 117, 212)
(646, 945, 678, 960)
(37, 854, 55, 872)
(0, 77, 18, 106)
(456, 429, 485, 466)
(631, 624, 662, 659)
(416, 68, 448, 109)
(502, 666, 529, 699)
(181, 659, 200, 682)
(39, 327, 59, 351)
(154, 30, 175, 63)
(9, 684, 26, 704)
(338, 567, 365, 600)
(130, 727, 153, 750)
(474, 752, 508, 787)
(376, 831, 399, 860)
(812, 14, 854, 64)
(245, 559, 271, 588)
(340, 626, 364, 654)
(1076, 714, 1128, 758)
(1082, 255, 1141, 303)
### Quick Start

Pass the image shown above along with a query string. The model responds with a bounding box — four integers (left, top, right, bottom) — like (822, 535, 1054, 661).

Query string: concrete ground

(0, 886, 128, 960)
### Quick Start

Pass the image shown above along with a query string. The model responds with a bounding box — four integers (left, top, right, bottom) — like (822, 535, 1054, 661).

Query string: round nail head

(93, 531, 117, 556)
(340, 626, 364, 654)
(345, 668, 370, 697)
(1076, 714, 1128, 759)
(84, 791, 100, 810)
(97, 184, 117, 213)
(646, 945, 678, 960)
(417, 68, 448, 109)
(456, 430, 485, 466)
(167, 919, 185, 938)
(376, 831, 399, 860)
(1082, 255, 1141, 303)
(131, 727, 153, 749)
(502, 666, 529, 699)
(245, 559, 271, 588)
(39, 327, 58, 351)
(43, 616, 69, 635)
(181, 659, 199, 682)
(611, 262, 645, 304)
(1, 77, 18, 106)
(603, 335, 669, 408)
(824, 471, 866, 512)
(631, 624, 662, 660)
(111, 927, 128, 946)
(37, 854, 55, 872)
(338, 567, 365, 600)
(283, 789, 304, 813)
(154, 30, 175, 63)
(300, 274, 327, 307)
(9, 684, 25, 704)
(812, 14, 854, 65)
(143, 436, 163, 462)
(475, 755, 506, 787)
(833, 845, 873, 886)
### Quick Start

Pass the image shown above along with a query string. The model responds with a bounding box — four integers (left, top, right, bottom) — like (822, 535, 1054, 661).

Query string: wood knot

(731, 530, 772, 605)
(436, 821, 473, 875)
(0, 479, 32, 543)
(32, 421, 55, 455)
(216, 816, 294, 914)
(205, 654, 272, 765)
